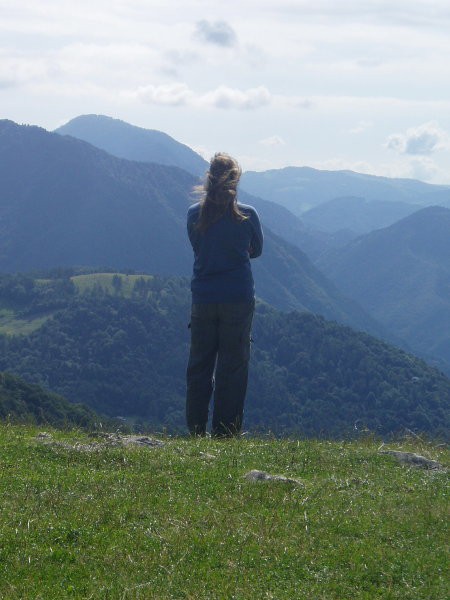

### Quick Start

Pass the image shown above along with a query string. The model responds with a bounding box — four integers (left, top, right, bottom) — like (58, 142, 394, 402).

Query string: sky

(1, 0, 450, 183)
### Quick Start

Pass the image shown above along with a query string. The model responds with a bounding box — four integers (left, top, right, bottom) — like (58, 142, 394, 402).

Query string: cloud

(407, 156, 440, 180)
(349, 120, 372, 134)
(194, 20, 238, 47)
(259, 135, 286, 147)
(200, 86, 271, 110)
(128, 83, 272, 110)
(386, 121, 449, 155)
(133, 83, 193, 106)
(308, 155, 444, 183)
(0, 79, 18, 90)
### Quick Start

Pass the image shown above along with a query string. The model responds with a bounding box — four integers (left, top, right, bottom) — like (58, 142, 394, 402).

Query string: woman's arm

(248, 209, 263, 258)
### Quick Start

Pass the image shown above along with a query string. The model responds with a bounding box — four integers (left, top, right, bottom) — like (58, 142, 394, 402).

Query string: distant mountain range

(55, 115, 348, 259)
(57, 114, 450, 243)
(301, 196, 420, 235)
(318, 206, 450, 369)
(4, 116, 450, 371)
(240, 166, 450, 215)
(0, 119, 379, 333)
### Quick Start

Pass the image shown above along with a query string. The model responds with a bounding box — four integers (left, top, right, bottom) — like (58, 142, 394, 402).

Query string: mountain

(0, 119, 381, 333)
(55, 114, 208, 177)
(54, 115, 354, 260)
(317, 206, 450, 368)
(0, 371, 100, 428)
(1, 272, 448, 438)
(301, 196, 420, 235)
(0, 120, 193, 274)
(240, 167, 450, 216)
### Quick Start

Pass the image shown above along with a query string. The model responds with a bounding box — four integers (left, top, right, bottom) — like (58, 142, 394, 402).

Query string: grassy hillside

(0, 424, 447, 599)
(0, 307, 51, 336)
(71, 273, 154, 297)
(0, 273, 154, 337)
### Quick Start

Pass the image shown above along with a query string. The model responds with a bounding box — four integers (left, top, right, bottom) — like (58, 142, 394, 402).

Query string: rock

(199, 452, 216, 459)
(35, 432, 164, 451)
(244, 469, 303, 485)
(119, 435, 164, 448)
(380, 450, 444, 470)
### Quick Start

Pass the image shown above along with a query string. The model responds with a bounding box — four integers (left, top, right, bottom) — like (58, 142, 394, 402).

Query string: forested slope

(0, 272, 448, 438)
(0, 371, 99, 428)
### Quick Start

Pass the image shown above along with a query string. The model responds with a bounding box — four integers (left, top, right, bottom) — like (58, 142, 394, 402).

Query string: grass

(0, 308, 52, 336)
(0, 425, 448, 599)
(0, 274, 154, 336)
(71, 273, 153, 297)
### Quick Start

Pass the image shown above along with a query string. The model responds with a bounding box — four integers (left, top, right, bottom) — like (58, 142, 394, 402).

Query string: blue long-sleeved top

(187, 202, 263, 303)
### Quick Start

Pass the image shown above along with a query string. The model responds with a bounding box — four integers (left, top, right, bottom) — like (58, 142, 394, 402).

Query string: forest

(0, 371, 100, 428)
(0, 271, 448, 439)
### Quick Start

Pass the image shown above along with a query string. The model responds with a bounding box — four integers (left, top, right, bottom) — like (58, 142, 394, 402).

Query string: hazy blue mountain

(55, 114, 208, 177)
(241, 167, 450, 216)
(56, 115, 350, 259)
(0, 119, 380, 334)
(0, 119, 193, 275)
(239, 191, 355, 259)
(301, 196, 420, 235)
(317, 206, 450, 368)
(1, 273, 448, 438)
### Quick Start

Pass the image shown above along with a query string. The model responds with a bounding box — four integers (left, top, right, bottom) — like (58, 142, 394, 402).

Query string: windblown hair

(194, 152, 247, 233)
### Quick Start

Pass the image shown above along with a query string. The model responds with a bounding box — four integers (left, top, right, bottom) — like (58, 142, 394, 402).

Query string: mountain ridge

(55, 114, 208, 177)
(317, 205, 450, 368)
(240, 166, 450, 215)
(0, 119, 382, 334)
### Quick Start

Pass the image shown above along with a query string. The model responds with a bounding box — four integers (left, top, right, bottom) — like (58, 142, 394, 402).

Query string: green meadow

(70, 273, 153, 297)
(0, 273, 154, 337)
(0, 425, 447, 599)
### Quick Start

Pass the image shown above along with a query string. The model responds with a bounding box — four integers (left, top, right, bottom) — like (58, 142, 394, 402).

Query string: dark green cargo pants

(186, 300, 254, 437)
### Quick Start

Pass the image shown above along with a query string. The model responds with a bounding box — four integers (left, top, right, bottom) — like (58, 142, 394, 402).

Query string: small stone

(199, 452, 216, 459)
(120, 435, 164, 448)
(380, 450, 444, 470)
(244, 469, 303, 484)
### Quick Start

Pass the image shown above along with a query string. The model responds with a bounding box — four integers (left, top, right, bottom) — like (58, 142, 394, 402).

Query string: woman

(186, 152, 263, 437)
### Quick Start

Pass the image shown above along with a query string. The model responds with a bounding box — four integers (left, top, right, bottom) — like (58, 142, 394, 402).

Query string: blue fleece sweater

(187, 202, 263, 303)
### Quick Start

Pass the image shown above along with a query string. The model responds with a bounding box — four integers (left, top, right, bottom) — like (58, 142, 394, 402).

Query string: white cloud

(193, 20, 238, 47)
(127, 83, 272, 111)
(200, 86, 271, 110)
(307, 155, 444, 183)
(2, 0, 450, 184)
(407, 156, 440, 181)
(349, 120, 372, 134)
(131, 83, 193, 107)
(386, 121, 449, 155)
(259, 135, 286, 147)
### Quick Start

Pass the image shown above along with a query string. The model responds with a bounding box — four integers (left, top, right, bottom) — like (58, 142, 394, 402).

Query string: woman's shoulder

(187, 202, 201, 217)
(237, 202, 258, 214)
(237, 203, 260, 221)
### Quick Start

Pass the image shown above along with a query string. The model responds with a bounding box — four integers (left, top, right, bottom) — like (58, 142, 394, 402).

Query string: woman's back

(187, 201, 263, 303)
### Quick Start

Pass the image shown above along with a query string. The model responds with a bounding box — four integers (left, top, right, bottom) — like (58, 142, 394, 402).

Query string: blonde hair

(194, 152, 247, 232)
